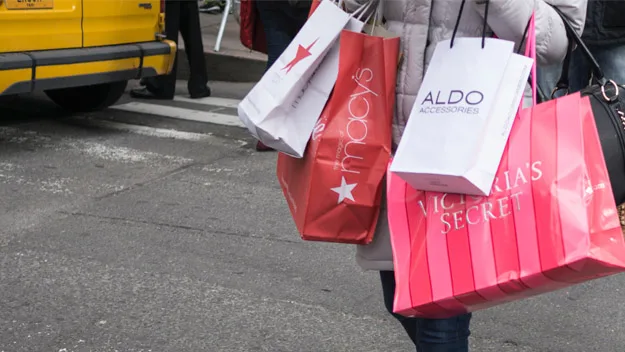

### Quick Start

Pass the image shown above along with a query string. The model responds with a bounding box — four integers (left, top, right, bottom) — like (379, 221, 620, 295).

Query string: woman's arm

(471, 0, 588, 65)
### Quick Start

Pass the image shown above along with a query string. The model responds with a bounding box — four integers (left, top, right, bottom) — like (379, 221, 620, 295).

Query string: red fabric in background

(239, 0, 267, 53)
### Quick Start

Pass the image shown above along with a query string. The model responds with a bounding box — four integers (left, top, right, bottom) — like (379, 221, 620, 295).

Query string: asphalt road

(0, 83, 624, 352)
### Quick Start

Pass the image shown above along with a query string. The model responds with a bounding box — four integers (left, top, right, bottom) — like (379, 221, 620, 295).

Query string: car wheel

(45, 81, 128, 112)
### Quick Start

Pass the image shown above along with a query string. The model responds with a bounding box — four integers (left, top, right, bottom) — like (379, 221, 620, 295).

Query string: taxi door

(0, 0, 82, 52)
(82, 0, 161, 47)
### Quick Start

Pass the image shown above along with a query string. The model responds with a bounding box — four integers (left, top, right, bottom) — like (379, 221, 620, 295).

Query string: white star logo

(331, 176, 357, 204)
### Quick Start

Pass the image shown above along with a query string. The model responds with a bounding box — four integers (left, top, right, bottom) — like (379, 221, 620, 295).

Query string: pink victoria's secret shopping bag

(386, 91, 625, 319)
(386, 14, 625, 318)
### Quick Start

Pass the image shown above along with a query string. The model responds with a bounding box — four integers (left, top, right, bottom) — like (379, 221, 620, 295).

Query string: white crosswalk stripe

(69, 116, 216, 141)
(173, 96, 240, 109)
(111, 96, 245, 128)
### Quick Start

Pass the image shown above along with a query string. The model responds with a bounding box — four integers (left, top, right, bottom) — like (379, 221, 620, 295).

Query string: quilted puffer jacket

(347, 0, 589, 271)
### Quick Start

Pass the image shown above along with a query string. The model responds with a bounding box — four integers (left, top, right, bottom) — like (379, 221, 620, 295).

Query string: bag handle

(550, 7, 619, 102)
(311, 0, 371, 20)
(450, 0, 490, 48)
(524, 12, 537, 106)
(344, 0, 375, 22)
(515, 12, 539, 106)
(370, 0, 383, 28)
(451, 3, 539, 106)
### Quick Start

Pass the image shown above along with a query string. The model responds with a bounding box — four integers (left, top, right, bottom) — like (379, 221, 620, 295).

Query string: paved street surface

(1, 82, 625, 352)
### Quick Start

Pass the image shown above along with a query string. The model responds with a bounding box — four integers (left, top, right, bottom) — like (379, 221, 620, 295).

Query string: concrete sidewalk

(177, 12, 268, 83)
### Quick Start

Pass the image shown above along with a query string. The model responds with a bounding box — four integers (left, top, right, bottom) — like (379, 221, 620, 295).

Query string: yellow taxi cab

(0, 0, 176, 111)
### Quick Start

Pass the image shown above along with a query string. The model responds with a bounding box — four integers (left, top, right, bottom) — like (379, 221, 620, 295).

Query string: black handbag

(547, 8, 625, 205)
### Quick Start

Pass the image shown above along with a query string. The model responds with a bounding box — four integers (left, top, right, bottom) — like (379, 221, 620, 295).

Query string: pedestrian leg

(131, 0, 181, 99)
(255, 0, 296, 70)
(414, 313, 472, 352)
(180, 0, 211, 98)
(379, 271, 419, 347)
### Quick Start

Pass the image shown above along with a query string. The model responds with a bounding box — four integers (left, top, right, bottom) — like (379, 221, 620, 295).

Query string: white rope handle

(350, 0, 374, 21)
(368, 0, 383, 35)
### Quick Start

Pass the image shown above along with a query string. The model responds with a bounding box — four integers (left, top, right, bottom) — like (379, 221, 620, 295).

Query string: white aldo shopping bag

(390, 38, 533, 196)
(238, 0, 368, 157)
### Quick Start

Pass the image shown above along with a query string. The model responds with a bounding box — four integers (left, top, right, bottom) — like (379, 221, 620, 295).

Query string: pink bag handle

(495, 12, 537, 107)
(523, 12, 537, 106)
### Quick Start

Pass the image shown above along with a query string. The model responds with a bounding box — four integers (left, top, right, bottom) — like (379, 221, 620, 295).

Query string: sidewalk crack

(93, 162, 199, 201)
(57, 211, 301, 244)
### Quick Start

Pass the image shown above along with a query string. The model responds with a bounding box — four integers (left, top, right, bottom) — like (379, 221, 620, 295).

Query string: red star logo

(282, 38, 319, 73)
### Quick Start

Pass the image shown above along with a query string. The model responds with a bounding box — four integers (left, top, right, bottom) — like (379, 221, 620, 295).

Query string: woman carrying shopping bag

(341, 0, 588, 350)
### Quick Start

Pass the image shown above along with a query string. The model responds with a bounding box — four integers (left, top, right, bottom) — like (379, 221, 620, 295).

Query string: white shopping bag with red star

(238, 0, 369, 157)
(276, 30, 399, 244)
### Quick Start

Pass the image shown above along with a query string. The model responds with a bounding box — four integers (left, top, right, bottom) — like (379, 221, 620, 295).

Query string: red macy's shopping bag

(387, 92, 625, 318)
(277, 30, 399, 244)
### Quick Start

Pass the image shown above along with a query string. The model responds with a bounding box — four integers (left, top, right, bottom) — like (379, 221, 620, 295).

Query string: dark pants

(145, 0, 209, 98)
(538, 43, 625, 98)
(380, 271, 472, 352)
(255, 0, 310, 71)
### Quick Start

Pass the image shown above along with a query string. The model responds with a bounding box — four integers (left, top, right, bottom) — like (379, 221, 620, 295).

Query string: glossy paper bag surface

(238, 0, 354, 157)
(277, 30, 399, 244)
(387, 93, 625, 318)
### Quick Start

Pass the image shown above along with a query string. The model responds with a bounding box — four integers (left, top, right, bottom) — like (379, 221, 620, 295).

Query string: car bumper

(0, 40, 176, 96)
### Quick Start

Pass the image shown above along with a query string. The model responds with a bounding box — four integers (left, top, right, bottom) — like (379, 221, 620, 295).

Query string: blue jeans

(380, 271, 472, 352)
(538, 43, 625, 97)
(255, 0, 310, 71)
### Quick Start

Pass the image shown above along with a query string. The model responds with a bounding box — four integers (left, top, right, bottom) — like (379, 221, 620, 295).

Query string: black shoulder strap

(552, 6, 607, 96)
